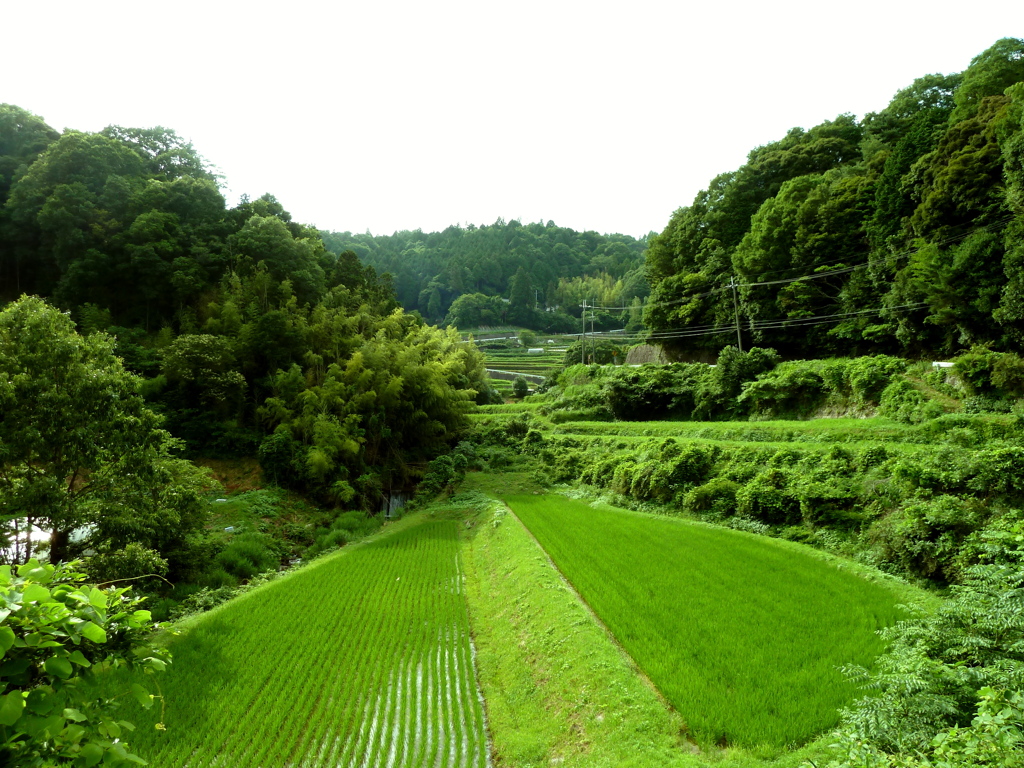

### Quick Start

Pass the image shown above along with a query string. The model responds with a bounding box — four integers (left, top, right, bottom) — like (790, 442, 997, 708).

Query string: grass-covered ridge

(505, 494, 910, 748)
(113, 513, 488, 767)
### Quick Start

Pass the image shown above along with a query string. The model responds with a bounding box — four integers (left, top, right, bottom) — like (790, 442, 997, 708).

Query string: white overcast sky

(3, 2, 1021, 238)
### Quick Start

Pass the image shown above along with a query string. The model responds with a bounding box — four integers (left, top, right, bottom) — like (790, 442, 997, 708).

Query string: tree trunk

(49, 528, 71, 564)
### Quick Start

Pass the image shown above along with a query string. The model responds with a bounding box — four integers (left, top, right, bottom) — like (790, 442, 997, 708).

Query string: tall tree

(0, 297, 208, 570)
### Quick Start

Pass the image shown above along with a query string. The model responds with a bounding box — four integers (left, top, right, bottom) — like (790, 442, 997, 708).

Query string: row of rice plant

(550, 417, 919, 442)
(475, 402, 544, 414)
(506, 494, 904, 748)
(115, 518, 489, 767)
(482, 350, 563, 377)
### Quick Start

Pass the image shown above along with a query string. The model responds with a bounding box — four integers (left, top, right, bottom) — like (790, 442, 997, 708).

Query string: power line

(578, 301, 932, 346)
(588, 214, 1019, 313)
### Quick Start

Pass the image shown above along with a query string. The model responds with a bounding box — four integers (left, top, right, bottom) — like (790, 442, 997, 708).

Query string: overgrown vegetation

(834, 514, 1024, 767)
(536, 347, 1024, 425)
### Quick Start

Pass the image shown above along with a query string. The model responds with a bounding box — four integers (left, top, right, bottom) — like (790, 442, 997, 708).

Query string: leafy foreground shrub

(835, 522, 1024, 767)
(0, 559, 168, 766)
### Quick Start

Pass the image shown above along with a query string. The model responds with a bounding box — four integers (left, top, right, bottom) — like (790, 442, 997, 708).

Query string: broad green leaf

(102, 719, 121, 738)
(79, 741, 104, 767)
(0, 692, 25, 726)
(22, 564, 51, 582)
(43, 655, 73, 679)
(130, 683, 153, 709)
(0, 626, 15, 657)
(0, 657, 31, 677)
(79, 621, 106, 644)
(69, 650, 91, 667)
(26, 688, 54, 715)
(143, 657, 166, 672)
(20, 713, 49, 737)
(63, 707, 87, 722)
(38, 714, 64, 737)
(22, 583, 51, 603)
(88, 588, 107, 611)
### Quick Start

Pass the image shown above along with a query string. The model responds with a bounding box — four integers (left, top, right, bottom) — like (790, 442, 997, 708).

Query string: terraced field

(482, 348, 565, 378)
(505, 494, 905, 748)
(118, 517, 488, 767)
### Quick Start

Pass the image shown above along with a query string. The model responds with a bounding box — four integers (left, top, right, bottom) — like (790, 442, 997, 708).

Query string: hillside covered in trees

(645, 37, 1024, 361)
(0, 106, 489, 573)
(321, 222, 650, 332)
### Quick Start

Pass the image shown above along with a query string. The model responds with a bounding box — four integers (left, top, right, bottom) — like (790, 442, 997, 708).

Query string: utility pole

(730, 277, 743, 352)
(590, 298, 596, 363)
(580, 300, 587, 363)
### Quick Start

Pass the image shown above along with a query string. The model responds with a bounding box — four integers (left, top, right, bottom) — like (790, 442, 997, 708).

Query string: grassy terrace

(113, 515, 488, 767)
(479, 345, 567, 379)
(505, 495, 910, 749)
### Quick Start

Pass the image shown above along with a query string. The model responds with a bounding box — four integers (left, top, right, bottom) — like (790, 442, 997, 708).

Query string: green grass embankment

(462, 497, 694, 768)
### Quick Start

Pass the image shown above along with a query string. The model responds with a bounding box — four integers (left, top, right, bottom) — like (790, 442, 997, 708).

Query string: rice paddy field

(102, 409, 944, 766)
(504, 494, 906, 748)
(116, 516, 489, 768)
(481, 347, 566, 378)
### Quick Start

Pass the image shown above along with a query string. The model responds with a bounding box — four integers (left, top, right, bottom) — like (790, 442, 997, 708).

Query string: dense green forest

(0, 105, 488, 582)
(321, 222, 650, 332)
(645, 37, 1024, 360)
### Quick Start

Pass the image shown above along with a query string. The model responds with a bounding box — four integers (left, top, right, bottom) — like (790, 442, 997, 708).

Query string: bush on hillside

(878, 379, 946, 423)
(84, 543, 169, 589)
(683, 478, 740, 518)
(694, 346, 779, 418)
(604, 363, 714, 420)
(796, 479, 861, 527)
(868, 495, 987, 582)
(216, 532, 281, 581)
(562, 339, 623, 365)
(953, 348, 1024, 398)
(735, 468, 801, 525)
(739, 362, 829, 418)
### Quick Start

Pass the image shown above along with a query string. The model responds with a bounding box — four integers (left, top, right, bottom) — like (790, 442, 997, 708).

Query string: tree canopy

(644, 37, 1024, 360)
(320, 219, 650, 331)
(0, 297, 208, 572)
